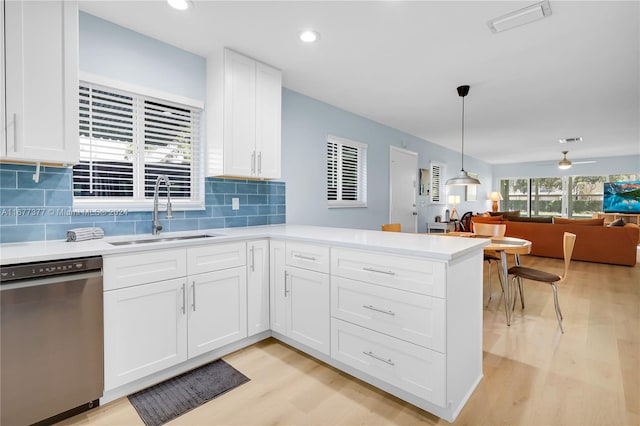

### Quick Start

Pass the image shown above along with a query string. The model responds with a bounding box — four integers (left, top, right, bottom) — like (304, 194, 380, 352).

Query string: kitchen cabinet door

(254, 62, 282, 179)
(269, 240, 287, 335)
(247, 240, 270, 336)
(187, 267, 247, 358)
(2, 0, 78, 163)
(104, 278, 188, 391)
(222, 49, 256, 177)
(206, 48, 281, 178)
(286, 266, 330, 355)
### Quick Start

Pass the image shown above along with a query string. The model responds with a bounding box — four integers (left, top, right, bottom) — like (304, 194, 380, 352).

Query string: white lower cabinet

(104, 242, 248, 392)
(247, 240, 270, 336)
(187, 267, 247, 358)
(104, 277, 187, 390)
(328, 246, 483, 421)
(102, 235, 482, 422)
(270, 240, 330, 355)
(331, 318, 446, 407)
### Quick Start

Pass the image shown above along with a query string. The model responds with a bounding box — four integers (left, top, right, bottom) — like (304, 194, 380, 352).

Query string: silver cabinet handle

(363, 266, 396, 275)
(251, 246, 255, 272)
(284, 270, 289, 297)
(9, 113, 17, 152)
(181, 283, 186, 314)
(258, 152, 262, 175)
(363, 351, 395, 366)
(293, 254, 316, 261)
(192, 282, 196, 311)
(362, 304, 395, 316)
(251, 151, 256, 175)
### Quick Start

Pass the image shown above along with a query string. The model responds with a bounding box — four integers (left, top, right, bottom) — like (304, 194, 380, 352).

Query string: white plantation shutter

(73, 81, 203, 209)
(327, 135, 367, 207)
(429, 161, 445, 204)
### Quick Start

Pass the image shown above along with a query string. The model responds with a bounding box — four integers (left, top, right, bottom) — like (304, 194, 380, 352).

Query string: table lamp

(448, 195, 460, 220)
(489, 192, 503, 213)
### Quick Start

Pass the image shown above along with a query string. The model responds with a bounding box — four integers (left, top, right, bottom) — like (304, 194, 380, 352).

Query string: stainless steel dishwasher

(1, 256, 104, 425)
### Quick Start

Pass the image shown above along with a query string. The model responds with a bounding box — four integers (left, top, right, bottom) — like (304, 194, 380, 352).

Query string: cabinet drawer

(331, 277, 445, 352)
(187, 242, 246, 275)
(104, 248, 186, 291)
(286, 241, 330, 274)
(331, 318, 446, 407)
(331, 248, 446, 298)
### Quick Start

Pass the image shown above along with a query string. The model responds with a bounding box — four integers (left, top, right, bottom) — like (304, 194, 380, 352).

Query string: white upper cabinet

(206, 48, 282, 179)
(2, 0, 79, 164)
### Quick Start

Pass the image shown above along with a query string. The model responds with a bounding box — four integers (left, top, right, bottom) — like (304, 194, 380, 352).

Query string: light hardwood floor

(59, 256, 639, 426)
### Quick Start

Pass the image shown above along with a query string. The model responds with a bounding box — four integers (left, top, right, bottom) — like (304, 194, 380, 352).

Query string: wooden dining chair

(508, 232, 576, 333)
(472, 222, 507, 306)
(381, 223, 401, 232)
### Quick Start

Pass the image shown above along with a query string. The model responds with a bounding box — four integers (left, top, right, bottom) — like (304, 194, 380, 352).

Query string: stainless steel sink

(108, 234, 217, 246)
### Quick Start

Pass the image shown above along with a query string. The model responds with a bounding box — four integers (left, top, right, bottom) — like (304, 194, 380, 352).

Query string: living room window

(501, 174, 639, 217)
(73, 80, 204, 211)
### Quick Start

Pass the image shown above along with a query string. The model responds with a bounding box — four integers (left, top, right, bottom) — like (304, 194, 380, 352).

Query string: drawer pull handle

(363, 351, 395, 366)
(362, 304, 395, 316)
(251, 246, 255, 272)
(363, 266, 396, 276)
(293, 254, 317, 261)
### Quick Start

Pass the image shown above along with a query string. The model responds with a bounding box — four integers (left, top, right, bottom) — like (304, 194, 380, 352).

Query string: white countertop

(0, 225, 489, 265)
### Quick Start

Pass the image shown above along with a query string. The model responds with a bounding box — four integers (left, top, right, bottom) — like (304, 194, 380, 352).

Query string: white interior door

(389, 147, 418, 233)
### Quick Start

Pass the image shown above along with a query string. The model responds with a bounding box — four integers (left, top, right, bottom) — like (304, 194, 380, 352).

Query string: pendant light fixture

(558, 151, 572, 170)
(446, 85, 481, 186)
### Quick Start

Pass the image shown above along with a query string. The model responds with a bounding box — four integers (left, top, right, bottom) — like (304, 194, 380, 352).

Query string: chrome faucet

(152, 175, 173, 235)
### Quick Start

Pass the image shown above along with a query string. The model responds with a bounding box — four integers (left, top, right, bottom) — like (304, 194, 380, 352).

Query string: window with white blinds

(73, 81, 203, 210)
(327, 135, 367, 208)
(429, 161, 445, 204)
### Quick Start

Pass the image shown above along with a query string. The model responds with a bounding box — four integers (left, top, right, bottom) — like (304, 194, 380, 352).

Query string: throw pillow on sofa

(552, 217, 605, 226)
(607, 218, 626, 227)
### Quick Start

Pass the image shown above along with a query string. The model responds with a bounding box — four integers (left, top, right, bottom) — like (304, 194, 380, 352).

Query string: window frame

(73, 73, 205, 212)
(327, 135, 368, 208)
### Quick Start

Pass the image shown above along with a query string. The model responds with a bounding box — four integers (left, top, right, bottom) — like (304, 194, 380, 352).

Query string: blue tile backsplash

(0, 164, 286, 244)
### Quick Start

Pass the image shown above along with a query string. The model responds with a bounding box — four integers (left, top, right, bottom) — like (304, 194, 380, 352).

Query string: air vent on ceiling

(487, 0, 552, 34)
(559, 137, 582, 144)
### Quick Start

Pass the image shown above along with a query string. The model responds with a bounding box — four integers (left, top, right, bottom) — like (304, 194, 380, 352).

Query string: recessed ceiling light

(167, 0, 192, 11)
(299, 30, 320, 43)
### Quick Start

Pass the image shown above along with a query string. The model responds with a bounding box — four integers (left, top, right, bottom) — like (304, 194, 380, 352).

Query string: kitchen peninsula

(0, 225, 488, 422)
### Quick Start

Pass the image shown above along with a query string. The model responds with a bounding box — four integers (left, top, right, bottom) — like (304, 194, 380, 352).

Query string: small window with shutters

(429, 160, 445, 204)
(327, 135, 367, 208)
(73, 80, 204, 211)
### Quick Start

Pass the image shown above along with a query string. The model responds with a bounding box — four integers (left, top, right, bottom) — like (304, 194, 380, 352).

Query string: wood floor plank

(57, 257, 640, 426)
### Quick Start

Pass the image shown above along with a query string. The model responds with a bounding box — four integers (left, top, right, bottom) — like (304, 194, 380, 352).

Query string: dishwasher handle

(0, 270, 102, 292)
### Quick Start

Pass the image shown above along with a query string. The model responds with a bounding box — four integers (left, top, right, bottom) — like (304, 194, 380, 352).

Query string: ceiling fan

(536, 151, 597, 169)
(557, 151, 596, 169)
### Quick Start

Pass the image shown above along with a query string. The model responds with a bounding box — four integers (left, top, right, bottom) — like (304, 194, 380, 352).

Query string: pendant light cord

(461, 95, 465, 172)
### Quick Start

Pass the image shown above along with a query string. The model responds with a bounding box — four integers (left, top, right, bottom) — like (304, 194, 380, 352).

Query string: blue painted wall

(281, 89, 494, 232)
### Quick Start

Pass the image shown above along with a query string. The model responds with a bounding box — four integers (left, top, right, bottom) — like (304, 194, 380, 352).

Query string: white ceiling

(78, 0, 640, 165)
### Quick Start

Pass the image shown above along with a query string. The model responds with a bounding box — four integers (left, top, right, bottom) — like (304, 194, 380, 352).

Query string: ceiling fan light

(558, 150, 572, 169)
(558, 161, 572, 170)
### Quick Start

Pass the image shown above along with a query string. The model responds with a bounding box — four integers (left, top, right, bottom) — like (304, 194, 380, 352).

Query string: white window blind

(429, 161, 445, 204)
(73, 81, 203, 210)
(327, 135, 367, 208)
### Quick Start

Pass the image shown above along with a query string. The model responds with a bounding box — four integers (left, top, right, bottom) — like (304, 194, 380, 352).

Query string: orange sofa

(504, 221, 639, 266)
